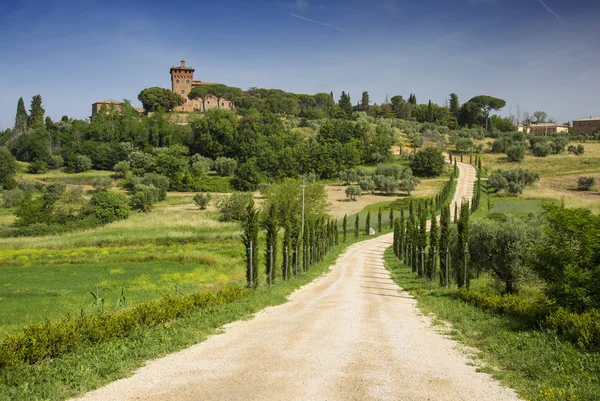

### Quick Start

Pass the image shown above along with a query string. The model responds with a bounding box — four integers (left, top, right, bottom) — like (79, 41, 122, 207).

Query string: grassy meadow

(0, 194, 245, 340)
(479, 140, 600, 213)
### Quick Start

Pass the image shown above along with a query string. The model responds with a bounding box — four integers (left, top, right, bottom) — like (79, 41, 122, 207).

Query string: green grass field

(489, 199, 546, 214)
(0, 197, 245, 340)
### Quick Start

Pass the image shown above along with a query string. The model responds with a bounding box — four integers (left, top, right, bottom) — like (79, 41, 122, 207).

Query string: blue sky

(1, 0, 599, 129)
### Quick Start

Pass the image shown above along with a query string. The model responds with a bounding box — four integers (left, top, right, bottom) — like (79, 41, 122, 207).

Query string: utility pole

(445, 247, 449, 287)
(463, 243, 468, 289)
(249, 241, 253, 288)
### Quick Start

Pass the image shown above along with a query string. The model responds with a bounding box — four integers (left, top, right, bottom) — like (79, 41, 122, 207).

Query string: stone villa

(92, 60, 231, 117)
(573, 117, 600, 136)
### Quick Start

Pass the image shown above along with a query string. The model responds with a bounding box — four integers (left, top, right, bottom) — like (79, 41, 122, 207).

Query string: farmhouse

(91, 100, 144, 117)
(529, 123, 569, 136)
(572, 116, 600, 136)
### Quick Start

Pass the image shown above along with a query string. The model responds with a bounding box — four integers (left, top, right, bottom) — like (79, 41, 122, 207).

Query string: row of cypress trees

(392, 169, 473, 288)
(242, 199, 340, 288)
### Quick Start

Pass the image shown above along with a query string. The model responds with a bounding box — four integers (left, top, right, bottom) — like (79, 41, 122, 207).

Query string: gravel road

(77, 162, 519, 401)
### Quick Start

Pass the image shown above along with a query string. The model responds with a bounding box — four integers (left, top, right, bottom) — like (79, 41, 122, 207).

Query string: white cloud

(285, 12, 348, 33)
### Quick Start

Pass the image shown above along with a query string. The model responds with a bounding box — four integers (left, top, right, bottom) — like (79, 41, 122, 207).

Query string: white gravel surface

(76, 162, 519, 401)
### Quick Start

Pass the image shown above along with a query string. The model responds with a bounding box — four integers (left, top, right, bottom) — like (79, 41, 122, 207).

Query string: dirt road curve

(77, 162, 518, 401)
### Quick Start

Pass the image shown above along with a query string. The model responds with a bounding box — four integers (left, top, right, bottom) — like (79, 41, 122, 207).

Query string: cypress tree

(389, 208, 394, 229)
(378, 207, 382, 233)
(478, 156, 482, 170)
(291, 217, 300, 276)
(343, 214, 347, 242)
(14, 97, 28, 136)
(418, 203, 428, 277)
(407, 211, 416, 272)
(263, 204, 278, 285)
(393, 218, 399, 256)
(354, 214, 359, 238)
(428, 207, 439, 280)
(454, 202, 458, 223)
(334, 220, 339, 246)
(439, 204, 450, 286)
(456, 200, 471, 288)
(303, 221, 309, 271)
(282, 219, 292, 280)
(365, 211, 371, 236)
(241, 199, 260, 288)
(399, 209, 405, 262)
(28, 95, 45, 131)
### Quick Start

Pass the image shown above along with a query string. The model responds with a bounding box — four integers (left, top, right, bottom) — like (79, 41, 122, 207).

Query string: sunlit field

(0, 199, 244, 339)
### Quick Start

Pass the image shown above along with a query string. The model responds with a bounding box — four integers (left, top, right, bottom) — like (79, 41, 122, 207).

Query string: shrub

(532, 204, 600, 312)
(400, 168, 419, 195)
(0, 189, 24, 208)
(567, 144, 585, 155)
(194, 192, 211, 209)
(91, 176, 113, 191)
(532, 142, 551, 157)
(506, 181, 523, 196)
(577, 176, 595, 191)
(232, 159, 261, 191)
(89, 190, 131, 224)
(190, 154, 213, 175)
(0, 285, 250, 368)
(345, 185, 362, 201)
(377, 176, 399, 195)
(113, 161, 131, 178)
(213, 157, 238, 176)
(27, 159, 48, 174)
(73, 154, 93, 173)
(133, 173, 169, 201)
(130, 184, 158, 212)
(544, 308, 600, 351)
(456, 289, 549, 325)
(374, 164, 402, 180)
(216, 192, 252, 222)
(0, 147, 17, 190)
(410, 147, 445, 177)
(488, 172, 508, 192)
(358, 177, 375, 193)
(195, 175, 233, 192)
(47, 154, 64, 169)
(506, 145, 525, 162)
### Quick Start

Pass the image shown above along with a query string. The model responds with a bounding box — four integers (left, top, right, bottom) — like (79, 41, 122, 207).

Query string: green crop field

(489, 199, 546, 214)
(0, 197, 245, 340)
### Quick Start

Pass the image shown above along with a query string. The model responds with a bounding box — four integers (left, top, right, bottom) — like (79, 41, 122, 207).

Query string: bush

(113, 161, 130, 178)
(567, 144, 585, 156)
(456, 289, 549, 325)
(0, 189, 24, 208)
(532, 204, 600, 312)
(190, 154, 213, 175)
(506, 181, 523, 196)
(92, 176, 113, 191)
(358, 177, 375, 193)
(27, 159, 48, 174)
(0, 285, 250, 368)
(194, 192, 211, 209)
(47, 154, 64, 170)
(410, 147, 445, 177)
(532, 142, 551, 157)
(345, 185, 362, 200)
(232, 159, 261, 191)
(544, 308, 600, 351)
(577, 176, 595, 191)
(377, 176, 399, 195)
(0, 147, 17, 190)
(488, 172, 508, 192)
(374, 164, 402, 180)
(133, 173, 169, 201)
(89, 190, 131, 224)
(213, 157, 238, 177)
(195, 175, 233, 192)
(506, 145, 525, 162)
(73, 154, 93, 173)
(216, 192, 252, 222)
(130, 184, 158, 212)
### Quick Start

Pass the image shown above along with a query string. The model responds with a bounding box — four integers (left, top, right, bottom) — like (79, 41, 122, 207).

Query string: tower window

(181, 90, 185, 94)
(186, 79, 190, 84)
(176, 79, 180, 84)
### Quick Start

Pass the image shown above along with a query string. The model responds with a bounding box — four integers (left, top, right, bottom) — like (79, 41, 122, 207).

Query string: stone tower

(170, 60, 195, 110)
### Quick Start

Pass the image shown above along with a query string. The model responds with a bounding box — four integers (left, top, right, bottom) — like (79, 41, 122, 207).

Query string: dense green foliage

(409, 147, 445, 177)
(0, 147, 17, 189)
(138, 87, 184, 112)
(89, 190, 131, 224)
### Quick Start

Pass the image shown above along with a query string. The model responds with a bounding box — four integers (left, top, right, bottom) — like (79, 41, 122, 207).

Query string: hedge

(0, 285, 250, 368)
(195, 176, 233, 193)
